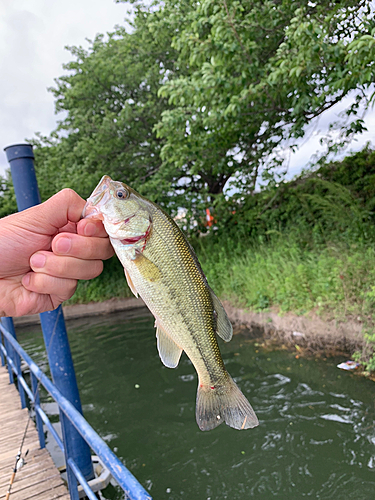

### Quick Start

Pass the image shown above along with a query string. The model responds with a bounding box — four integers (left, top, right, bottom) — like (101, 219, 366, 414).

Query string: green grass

(196, 235, 375, 320)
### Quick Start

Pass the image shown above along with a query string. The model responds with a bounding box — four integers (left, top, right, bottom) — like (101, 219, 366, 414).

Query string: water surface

(18, 309, 375, 499)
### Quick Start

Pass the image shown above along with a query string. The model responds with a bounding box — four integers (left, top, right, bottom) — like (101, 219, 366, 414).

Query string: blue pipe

(2, 333, 14, 383)
(3, 143, 41, 210)
(36, 405, 64, 452)
(68, 458, 99, 500)
(39, 308, 94, 481)
(4, 143, 94, 482)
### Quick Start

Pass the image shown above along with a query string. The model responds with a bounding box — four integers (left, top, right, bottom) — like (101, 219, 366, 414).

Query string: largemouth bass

(83, 176, 259, 431)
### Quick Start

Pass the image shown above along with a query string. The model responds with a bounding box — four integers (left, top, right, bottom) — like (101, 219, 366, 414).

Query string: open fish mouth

(82, 175, 113, 219)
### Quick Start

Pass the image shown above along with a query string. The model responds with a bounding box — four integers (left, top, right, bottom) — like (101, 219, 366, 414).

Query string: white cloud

(286, 97, 375, 180)
(0, 0, 129, 175)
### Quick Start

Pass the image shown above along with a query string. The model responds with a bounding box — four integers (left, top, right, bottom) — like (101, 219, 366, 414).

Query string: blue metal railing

(0, 322, 152, 500)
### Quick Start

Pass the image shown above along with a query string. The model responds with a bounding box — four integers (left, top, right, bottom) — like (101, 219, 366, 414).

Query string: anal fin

(209, 287, 233, 342)
(155, 321, 183, 368)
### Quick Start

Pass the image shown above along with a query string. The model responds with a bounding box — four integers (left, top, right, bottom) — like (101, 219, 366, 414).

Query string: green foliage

(209, 146, 375, 245)
(157, 0, 375, 194)
(353, 328, 375, 373)
(0, 170, 17, 218)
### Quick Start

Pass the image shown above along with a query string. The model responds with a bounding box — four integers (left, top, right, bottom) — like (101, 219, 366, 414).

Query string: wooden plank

(0, 365, 69, 500)
(0, 455, 53, 482)
(0, 462, 57, 488)
(0, 477, 66, 500)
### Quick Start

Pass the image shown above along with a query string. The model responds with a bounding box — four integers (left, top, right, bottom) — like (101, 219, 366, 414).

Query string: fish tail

(196, 375, 259, 431)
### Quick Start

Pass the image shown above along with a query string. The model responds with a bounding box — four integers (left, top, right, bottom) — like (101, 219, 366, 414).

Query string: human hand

(0, 189, 114, 317)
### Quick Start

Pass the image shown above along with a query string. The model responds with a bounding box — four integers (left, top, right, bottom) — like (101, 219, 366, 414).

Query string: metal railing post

(1, 319, 14, 384)
(30, 371, 46, 448)
(0, 332, 5, 366)
(1, 317, 26, 407)
(4, 143, 95, 482)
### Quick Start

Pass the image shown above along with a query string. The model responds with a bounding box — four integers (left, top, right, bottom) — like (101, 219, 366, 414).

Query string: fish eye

(116, 189, 128, 200)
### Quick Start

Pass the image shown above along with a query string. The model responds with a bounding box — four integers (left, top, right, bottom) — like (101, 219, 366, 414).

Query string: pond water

(17, 308, 375, 499)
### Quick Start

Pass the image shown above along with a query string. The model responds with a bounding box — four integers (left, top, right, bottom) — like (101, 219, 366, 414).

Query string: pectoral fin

(209, 287, 233, 342)
(155, 321, 183, 368)
(134, 252, 162, 282)
(124, 269, 138, 298)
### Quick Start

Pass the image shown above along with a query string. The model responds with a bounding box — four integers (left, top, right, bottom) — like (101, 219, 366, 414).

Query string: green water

(18, 308, 375, 499)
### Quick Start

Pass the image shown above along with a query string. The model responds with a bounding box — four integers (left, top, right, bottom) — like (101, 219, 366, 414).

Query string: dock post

(4, 144, 95, 483)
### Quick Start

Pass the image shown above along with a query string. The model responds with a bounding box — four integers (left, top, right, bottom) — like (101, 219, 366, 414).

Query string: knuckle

(60, 188, 77, 199)
(57, 188, 82, 208)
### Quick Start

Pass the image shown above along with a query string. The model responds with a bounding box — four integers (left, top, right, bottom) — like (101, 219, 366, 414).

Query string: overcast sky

(0, 0, 374, 181)
(0, 0, 130, 175)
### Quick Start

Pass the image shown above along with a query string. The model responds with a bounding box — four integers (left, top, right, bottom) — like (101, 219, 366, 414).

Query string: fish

(83, 175, 259, 431)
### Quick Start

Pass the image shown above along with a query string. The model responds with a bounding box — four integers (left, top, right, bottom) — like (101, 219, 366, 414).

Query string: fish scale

(83, 175, 259, 431)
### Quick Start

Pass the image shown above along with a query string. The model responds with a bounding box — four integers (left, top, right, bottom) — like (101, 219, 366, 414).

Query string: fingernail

(22, 274, 30, 286)
(84, 222, 97, 237)
(30, 253, 46, 268)
(55, 236, 72, 254)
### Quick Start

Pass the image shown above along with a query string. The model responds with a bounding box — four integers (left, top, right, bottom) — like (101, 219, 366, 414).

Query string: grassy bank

(197, 237, 375, 320)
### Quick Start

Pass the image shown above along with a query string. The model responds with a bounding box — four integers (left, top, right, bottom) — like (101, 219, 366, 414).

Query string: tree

(27, 0, 375, 222)
(156, 0, 375, 201)
(32, 6, 179, 207)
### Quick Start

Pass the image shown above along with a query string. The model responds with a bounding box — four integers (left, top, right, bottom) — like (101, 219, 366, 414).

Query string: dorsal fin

(155, 321, 183, 368)
(209, 287, 233, 342)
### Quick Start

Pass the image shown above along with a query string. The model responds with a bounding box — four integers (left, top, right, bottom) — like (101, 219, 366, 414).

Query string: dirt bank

(13, 297, 147, 326)
(222, 301, 364, 355)
(13, 297, 365, 356)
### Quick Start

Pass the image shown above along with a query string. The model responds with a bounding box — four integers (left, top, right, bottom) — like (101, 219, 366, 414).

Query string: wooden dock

(0, 366, 69, 500)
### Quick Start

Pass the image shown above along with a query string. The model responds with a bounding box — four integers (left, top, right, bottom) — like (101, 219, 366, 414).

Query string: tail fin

(196, 375, 259, 431)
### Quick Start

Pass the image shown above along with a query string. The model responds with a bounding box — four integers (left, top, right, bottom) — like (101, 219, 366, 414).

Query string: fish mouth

(82, 175, 112, 220)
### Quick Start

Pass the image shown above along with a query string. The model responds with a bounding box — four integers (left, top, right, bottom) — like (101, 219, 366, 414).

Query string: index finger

(76, 219, 108, 238)
(52, 232, 114, 260)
